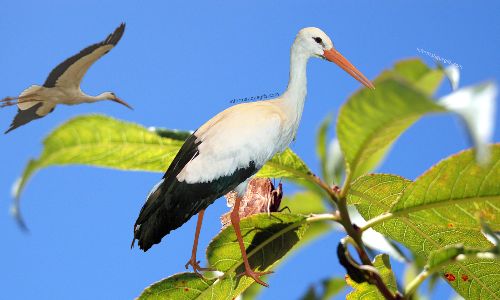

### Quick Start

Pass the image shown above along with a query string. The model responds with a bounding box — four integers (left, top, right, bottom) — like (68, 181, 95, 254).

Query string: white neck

(95, 93, 110, 101)
(280, 43, 310, 134)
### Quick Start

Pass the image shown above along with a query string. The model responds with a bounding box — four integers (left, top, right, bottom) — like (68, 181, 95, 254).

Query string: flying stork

(2, 23, 131, 134)
(131, 27, 374, 286)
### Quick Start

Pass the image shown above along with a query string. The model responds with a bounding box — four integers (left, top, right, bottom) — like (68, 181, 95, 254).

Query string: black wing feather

(132, 133, 258, 251)
(43, 23, 125, 88)
(4, 103, 53, 134)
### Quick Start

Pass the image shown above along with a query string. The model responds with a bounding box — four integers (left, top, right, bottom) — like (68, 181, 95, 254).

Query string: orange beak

(112, 97, 133, 110)
(323, 48, 375, 89)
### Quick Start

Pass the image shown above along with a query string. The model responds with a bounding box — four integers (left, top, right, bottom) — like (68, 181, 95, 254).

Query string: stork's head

(101, 92, 133, 109)
(294, 27, 374, 89)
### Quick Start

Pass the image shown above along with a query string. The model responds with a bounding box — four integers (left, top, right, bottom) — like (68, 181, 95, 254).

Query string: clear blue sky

(1, 1, 499, 299)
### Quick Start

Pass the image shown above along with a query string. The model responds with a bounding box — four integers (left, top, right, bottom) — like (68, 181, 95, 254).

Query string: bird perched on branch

(2, 23, 131, 134)
(131, 27, 374, 286)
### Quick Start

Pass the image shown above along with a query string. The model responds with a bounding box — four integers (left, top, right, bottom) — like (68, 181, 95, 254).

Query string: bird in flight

(131, 27, 374, 286)
(2, 23, 131, 134)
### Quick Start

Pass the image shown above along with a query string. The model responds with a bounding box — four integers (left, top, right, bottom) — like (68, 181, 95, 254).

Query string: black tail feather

(132, 162, 258, 252)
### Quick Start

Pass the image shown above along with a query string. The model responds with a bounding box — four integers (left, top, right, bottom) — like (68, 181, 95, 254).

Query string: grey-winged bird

(131, 27, 374, 287)
(2, 23, 131, 134)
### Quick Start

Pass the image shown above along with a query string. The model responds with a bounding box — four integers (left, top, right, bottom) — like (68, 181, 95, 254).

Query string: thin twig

(308, 172, 339, 204)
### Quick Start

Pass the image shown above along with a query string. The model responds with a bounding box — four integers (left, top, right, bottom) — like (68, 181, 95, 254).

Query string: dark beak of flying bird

(112, 96, 133, 110)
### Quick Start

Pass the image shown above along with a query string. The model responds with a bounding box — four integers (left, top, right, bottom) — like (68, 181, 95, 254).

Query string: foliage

(11, 58, 499, 299)
(11, 115, 312, 227)
(300, 277, 346, 300)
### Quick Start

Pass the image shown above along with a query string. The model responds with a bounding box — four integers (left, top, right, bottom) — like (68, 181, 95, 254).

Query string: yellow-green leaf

(204, 213, 308, 298)
(392, 145, 500, 230)
(347, 147, 500, 300)
(427, 244, 498, 270)
(300, 277, 346, 300)
(440, 258, 500, 299)
(316, 113, 333, 183)
(137, 213, 308, 299)
(391, 58, 445, 95)
(256, 148, 312, 179)
(137, 273, 215, 300)
(337, 77, 445, 181)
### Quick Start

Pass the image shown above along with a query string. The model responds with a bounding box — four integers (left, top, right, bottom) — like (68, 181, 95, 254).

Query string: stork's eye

(313, 37, 323, 44)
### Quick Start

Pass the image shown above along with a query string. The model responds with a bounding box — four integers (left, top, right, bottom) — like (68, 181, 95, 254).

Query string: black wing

(4, 102, 55, 134)
(132, 133, 258, 251)
(43, 23, 125, 88)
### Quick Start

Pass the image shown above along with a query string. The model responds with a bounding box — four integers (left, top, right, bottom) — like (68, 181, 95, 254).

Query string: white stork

(2, 23, 131, 134)
(131, 27, 374, 286)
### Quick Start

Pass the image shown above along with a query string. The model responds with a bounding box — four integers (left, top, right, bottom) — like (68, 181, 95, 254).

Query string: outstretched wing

(5, 101, 56, 134)
(43, 23, 125, 89)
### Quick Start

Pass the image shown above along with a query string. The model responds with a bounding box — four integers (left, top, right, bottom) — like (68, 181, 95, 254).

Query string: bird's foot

(238, 268, 273, 287)
(185, 257, 213, 276)
(0, 101, 16, 108)
(0, 97, 17, 108)
(0, 96, 16, 102)
(1, 95, 41, 106)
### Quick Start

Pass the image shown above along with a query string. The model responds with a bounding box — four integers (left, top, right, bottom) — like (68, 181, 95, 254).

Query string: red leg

(230, 196, 273, 287)
(185, 209, 213, 275)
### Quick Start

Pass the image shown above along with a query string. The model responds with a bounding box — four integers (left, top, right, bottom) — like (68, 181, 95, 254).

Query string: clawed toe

(238, 269, 273, 287)
(185, 258, 213, 275)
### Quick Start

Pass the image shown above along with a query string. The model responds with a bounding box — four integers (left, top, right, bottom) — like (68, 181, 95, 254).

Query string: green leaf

(239, 281, 264, 300)
(338, 58, 494, 182)
(391, 58, 445, 95)
(137, 213, 308, 299)
(316, 113, 333, 183)
(347, 146, 500, 300)
(337, 77, 445, 181)
(137, 273, 216, 299)
(392, 144, 500, 230)
(11, 115, 185, 226)
(346, 254, 397, 300)
(13, 114, 185, 198)
(256, 148, 312, 180)
(204, 213, 308, 298)
(337, 59, 450, 183)
(321, 277, 347, 300)
(150, 127, 193, 141)
(300, 277, 346, 300)
(12, 114, 312, 226)
(427, 244, 498, 270)
(348, 173, 493, 264)
(439, 258, 500, 299)
(403, 244, 498, 299)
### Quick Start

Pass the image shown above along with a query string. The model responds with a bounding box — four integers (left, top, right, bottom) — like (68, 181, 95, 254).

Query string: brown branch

(324, 176, 404, 300)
